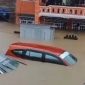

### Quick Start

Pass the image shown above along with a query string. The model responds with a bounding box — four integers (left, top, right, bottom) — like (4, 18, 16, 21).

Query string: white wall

(20, 24, 55, 42)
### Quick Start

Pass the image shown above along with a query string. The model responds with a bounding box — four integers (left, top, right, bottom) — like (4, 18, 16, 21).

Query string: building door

(66, 19, 73, 30)
(62, 0, 67, 5)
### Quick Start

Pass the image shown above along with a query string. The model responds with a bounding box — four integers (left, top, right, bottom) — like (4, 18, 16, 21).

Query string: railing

(40, 5, 85, 16)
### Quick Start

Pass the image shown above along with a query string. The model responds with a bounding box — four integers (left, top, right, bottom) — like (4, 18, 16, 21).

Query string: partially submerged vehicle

(0, 54, 19, 74)
(6, 42, 77, 66)
(0, 7, 11, 21)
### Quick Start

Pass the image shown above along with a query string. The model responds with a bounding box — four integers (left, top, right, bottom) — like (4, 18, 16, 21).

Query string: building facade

(16, 0, 85, 31)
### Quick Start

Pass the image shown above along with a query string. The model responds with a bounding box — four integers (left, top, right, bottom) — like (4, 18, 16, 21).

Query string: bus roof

(11, 42, 65, 55)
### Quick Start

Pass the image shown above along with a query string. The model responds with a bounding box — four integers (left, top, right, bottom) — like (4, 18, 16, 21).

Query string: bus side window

(45, 54, 64, 65)
(25, 51, 30, 56)
(13, 50, 24, 56)
(45, 54, 59, 61)
(25, 50, 43, 61)
(12, 49, 26, 58)
(29, 51, 42, 58)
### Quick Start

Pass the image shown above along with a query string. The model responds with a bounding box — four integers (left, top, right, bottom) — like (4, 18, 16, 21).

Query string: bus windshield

(60, 52, 77, 65)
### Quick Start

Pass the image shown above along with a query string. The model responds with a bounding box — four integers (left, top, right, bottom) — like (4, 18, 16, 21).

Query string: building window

(62, 0, 67, 5)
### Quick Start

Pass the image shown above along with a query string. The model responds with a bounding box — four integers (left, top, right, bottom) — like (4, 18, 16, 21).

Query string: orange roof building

(16, 0, 85, 30)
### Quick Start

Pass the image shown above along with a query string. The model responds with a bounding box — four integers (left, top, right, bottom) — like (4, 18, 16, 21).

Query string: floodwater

(0, 22, 85, 85)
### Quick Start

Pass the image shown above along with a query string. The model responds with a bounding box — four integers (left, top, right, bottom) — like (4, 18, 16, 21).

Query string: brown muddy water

(0, 22, 85, 85)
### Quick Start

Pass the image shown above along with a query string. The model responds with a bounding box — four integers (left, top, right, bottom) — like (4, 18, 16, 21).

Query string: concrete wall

(20, 24, 55, 42)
